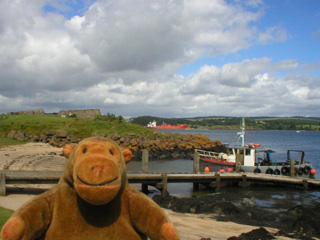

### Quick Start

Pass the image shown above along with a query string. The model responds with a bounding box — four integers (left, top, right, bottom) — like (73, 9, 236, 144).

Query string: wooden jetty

(1, 170, 320, 196)
(1, 150, 320, 196)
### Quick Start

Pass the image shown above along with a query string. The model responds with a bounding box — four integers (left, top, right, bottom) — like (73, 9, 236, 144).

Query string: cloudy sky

(0, 0, 319, 117)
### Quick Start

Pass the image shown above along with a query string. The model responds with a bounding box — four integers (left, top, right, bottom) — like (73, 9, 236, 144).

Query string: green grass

(0, 115, 158, 139)
(0, 207, 14, 229)
(0, 136, 25, 148)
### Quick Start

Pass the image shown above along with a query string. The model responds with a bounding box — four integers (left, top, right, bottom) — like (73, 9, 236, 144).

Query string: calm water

(127, 129, 320, 207)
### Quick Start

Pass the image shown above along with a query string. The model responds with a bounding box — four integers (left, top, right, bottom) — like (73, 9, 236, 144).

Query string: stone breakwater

(5, 130, 225, 160)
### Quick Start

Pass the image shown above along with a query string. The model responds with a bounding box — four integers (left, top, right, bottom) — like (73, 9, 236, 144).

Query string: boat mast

(236, 117, 246, 146)
(241, 117, 245, 147)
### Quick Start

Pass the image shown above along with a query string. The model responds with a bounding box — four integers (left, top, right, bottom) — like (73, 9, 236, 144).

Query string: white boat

(196, 118, 316, 178)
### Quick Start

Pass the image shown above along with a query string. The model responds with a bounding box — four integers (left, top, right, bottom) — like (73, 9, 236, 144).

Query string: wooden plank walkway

(1, 170, 320, 196)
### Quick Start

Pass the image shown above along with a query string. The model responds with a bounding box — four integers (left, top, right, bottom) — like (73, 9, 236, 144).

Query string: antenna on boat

(241, 117, 245, 147)
(237, 117, 245, 146)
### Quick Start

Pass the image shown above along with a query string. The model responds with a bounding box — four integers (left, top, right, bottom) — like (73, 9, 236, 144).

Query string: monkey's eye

(83, 148, 88, 153)
(109, 149, 114, 155)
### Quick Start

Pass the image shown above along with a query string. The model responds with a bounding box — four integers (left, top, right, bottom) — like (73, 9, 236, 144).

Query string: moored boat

(147, 120, 188, 129)
(196, 118, 316, 178)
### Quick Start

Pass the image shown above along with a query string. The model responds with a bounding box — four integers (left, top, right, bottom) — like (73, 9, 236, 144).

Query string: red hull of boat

(200, 158, 236, 166)
(148, 124, 188, 129)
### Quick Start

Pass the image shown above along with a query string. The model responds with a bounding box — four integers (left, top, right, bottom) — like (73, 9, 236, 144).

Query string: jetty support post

(156, 174, 168, 197)
(193, 151, 200, 173)
(215, 173, 221, 191)
(239, 174, 249, 188)
(290, 159, 295, 177)
(302, 180, 309, 190)
(0, 173, 6, 196)
(235, 154, 241, 173)
(193, 151, 200, 190)
(208, 173, 221, 191)
(141, 149, 149, 193)
(142, 149, 149, 173)
(141, 184, 148, 194)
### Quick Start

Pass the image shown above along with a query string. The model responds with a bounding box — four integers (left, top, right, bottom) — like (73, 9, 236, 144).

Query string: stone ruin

(58, 109, 101, 119)
(8, 109, 101, 119)
(9, 109, 45, 116)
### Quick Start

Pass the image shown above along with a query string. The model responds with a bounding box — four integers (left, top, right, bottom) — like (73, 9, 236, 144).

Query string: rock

(14, 131, 25, 141)
(129, 139, 138, 146)
(111, 134, 121, 141)
(228, 227, 275, 240)
(56, 130, 68, 138)
(7, 130, 17, 139)
(171, 151, 180, 159)
(30, 135, 41, 142)
(211, 202, 240, 214)
(288, 204, 320, 237)
(46, 131, 56, 136)
(152, 195, 239, 215)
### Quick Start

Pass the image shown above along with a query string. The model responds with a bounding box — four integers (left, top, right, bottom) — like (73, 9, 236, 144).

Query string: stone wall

(58, 109, 101, 119)
(10, 109, 45, 116)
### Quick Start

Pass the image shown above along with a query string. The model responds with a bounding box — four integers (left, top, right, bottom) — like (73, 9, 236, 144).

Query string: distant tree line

(131, 116, 320, 131)
(131, 116, 190, 127)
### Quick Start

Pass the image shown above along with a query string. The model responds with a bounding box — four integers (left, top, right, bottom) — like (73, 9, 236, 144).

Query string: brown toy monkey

(1, 136, 179, 240)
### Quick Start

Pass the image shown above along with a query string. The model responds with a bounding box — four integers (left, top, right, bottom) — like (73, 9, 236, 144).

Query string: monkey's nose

(92, 166, 103, 179)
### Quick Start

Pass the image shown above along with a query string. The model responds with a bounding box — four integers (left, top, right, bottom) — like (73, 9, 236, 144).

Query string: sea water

(152, 129, 320, 177)
(126, 129, 320, 207)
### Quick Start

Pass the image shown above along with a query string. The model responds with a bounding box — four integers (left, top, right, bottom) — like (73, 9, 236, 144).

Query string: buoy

(227, 168, 233, 173)
(310, 169, 317, 175)
(249, 143, 261, 148)
(204, 166, 210, 173)
(219, 168, 225, 173)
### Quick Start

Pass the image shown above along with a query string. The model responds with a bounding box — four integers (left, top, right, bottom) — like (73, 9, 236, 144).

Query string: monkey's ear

(121, 148, 132, 163)
(63, 143, 77, 158)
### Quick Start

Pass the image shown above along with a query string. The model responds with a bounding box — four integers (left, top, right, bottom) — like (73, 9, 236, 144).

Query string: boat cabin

(227, 146, 256, 167)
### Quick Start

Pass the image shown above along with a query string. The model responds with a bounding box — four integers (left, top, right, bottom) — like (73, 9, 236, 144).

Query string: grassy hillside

(0, 114, 157, 139)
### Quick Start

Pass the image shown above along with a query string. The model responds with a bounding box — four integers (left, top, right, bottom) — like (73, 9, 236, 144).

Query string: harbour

(1, 128, 318, 200)
(1, 130, 320, 239)
(1, 147, 319, 196)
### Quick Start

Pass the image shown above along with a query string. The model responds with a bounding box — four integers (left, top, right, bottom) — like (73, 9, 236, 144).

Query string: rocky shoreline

(5, 130, 226, 160)
(153, 194, 320, 240)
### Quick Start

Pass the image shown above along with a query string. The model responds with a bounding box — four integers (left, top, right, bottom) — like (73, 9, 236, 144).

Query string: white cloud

(0, 0, 318, 117)
(302, 61, 320, 72)
(181, 58, 271, 96)
(0, 0, 263, 103)
(258, 26, 289, 45)
(272, 59, 298, 71)
(65, 0, 261, 76)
